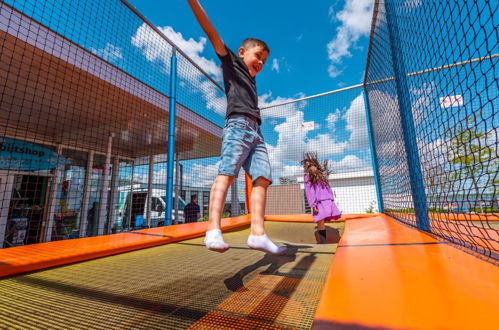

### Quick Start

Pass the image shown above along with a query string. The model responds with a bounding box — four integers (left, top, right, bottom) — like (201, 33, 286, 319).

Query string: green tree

(445, 116, 497, 213)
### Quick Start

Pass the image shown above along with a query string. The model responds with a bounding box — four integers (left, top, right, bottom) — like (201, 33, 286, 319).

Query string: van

(116, 189, 186, 230)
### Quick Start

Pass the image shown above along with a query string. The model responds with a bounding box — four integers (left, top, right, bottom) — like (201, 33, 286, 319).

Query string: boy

(187, 0, 286, 255)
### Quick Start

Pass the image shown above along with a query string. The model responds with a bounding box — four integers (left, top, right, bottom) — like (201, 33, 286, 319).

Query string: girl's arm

(304, 175, 317, 209)
(186, 0, 227, 56)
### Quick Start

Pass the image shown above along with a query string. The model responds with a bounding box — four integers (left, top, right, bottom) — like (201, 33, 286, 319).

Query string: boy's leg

(204, 174, 234, 252)
(246, 177, 286, 255)
(208, 175, 235, 230)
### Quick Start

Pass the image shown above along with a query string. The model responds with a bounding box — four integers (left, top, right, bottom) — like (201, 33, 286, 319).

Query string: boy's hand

(186, 0, 227, 56)
(312, 207, 318, 214)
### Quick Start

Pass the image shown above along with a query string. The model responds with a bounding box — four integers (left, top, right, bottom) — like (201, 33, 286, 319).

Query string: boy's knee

(215, 174, 236, 184)
(253, 176, 271, 187)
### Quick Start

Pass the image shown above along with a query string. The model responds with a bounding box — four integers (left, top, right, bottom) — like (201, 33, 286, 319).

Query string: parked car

(116, 189, 185, 230)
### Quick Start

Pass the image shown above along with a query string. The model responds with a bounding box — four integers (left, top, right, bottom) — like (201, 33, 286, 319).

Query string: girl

(301, 152, 341, 243)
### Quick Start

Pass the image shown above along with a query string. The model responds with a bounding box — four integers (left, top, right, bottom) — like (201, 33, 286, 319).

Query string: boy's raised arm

(186, 0, 227, 56)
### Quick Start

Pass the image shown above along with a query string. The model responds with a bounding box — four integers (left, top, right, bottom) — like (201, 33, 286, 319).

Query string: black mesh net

(365, 0, 498, 262)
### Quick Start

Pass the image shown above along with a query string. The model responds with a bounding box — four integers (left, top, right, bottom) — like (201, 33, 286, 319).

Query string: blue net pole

(385, 2, 430, 231)
(362, 89, 383, 212)
(165, 49, 177, 226)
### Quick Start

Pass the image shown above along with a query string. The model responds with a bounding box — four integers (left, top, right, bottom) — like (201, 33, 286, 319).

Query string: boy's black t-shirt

(217, 47, 261, 125)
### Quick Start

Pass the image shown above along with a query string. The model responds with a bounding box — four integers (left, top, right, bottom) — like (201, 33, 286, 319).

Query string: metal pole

(97, 134, 113, 236)
(165, 48, 177, 226)
(107, 157, 120, 234)
(79, 150, 94, 237)
(385, 2, 430, 231)
(147, 154, 154, 228)
(362, 89, 384, 212)
(44, 144, 63, 242)
(174, 153, 180, 224)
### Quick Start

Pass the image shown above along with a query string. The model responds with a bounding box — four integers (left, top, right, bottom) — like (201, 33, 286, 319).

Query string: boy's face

(238, 45, 269, 77)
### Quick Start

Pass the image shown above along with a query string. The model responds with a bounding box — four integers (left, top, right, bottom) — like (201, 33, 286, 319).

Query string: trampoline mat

(0, 221, 343, 329)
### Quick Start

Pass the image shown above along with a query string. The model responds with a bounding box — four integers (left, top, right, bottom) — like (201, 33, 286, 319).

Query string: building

(0, 3, 222, 247)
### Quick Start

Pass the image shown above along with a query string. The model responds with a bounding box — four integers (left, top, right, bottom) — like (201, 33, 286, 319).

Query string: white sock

(204, 229, 229, 252)
(247, 234, 287, 255)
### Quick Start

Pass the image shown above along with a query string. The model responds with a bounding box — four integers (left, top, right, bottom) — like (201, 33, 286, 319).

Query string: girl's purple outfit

(304, 173, 341, 222)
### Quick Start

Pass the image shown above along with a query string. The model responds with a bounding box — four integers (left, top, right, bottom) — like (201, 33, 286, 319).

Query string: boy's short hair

(241, 38, 270, 54)
(191, 194, 197, 201)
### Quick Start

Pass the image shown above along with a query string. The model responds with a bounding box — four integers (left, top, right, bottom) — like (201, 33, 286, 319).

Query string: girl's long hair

(300, 152, 331, 184)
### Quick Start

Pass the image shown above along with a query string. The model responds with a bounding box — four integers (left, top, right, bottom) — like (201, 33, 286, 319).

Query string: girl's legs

(317, 219, 326, 231)
(317, 219, 327, 244)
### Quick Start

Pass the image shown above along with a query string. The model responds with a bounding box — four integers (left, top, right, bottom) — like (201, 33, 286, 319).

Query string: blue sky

(4, 0, 495, 198)
(124, 0, 376, 184)
(3, 0, 376, 189)
(127, 0, 374, 98)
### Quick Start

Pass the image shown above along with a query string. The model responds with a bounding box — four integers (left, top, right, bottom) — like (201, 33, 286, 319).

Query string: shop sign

(0, 137, 69, 171)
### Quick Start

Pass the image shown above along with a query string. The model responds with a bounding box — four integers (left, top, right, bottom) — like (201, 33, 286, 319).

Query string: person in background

(184, 194, 201, 223)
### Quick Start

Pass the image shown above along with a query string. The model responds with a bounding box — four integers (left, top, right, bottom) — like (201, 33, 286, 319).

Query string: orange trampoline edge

(264, 213, 380, 222)
(311, 214, 499, 330)
(0, 215, 251, 278)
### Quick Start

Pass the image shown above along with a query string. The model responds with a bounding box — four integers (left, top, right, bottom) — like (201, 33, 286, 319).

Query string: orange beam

(245, 173, 253, 213)
(313, 214, 499, 330)
(391, 211, 499, 221)
(0, 215, 251, 278)
(264, 213, 379, 222)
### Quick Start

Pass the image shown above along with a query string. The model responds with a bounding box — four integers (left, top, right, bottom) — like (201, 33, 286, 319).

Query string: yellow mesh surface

(0, 222, 343, 329)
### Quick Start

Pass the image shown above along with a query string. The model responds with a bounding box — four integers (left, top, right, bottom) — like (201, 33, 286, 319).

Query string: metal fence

(1, 0, 497, 265)
(0, 0, 228, 247)
(364, 0, 498, 262)
(260, 86, 377, 216)
(0, 0, 380, 250)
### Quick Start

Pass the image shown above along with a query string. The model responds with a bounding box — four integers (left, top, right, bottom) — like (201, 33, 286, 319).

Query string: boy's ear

(237, 46, 246, 58)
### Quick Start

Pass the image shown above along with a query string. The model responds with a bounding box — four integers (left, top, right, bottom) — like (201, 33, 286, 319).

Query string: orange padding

(390, 211, 499, 221)
(264, 213, 379, 222)
(313, 214, 499, 330)
(0, 215, 250, 278)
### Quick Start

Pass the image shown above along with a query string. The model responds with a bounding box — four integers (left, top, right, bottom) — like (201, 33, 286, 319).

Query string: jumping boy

(187, 0, 286, 255)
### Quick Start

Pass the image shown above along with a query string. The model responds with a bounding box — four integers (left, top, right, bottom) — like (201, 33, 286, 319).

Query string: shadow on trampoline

(219, 244, 320, 326)
(264, 221, 343, 245)
(223, 243, 314, 292)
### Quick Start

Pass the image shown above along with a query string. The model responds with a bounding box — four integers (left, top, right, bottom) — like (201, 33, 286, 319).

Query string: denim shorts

(218, 114, 272, 183)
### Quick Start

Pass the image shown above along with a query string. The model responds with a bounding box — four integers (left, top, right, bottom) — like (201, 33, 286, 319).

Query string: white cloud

(199, 80, 226, 115)
(131, 24, 226, 115)
(266, 110, 349, 180)
(344, 93, 369, 149)
(281, 164, 303, 178)
(260, 92, 374, 181)
(331, 155, 371, 172)
(271, 58, 280, 73)
(183, 161, 220, 188)
(90, 43, 123, 62)
(327, 0, 374, 77)
(259, 92, 306, 119)
(326, 109, 342, 129)
(132, 24, 221, 80)
(410, 81, 436, 125)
